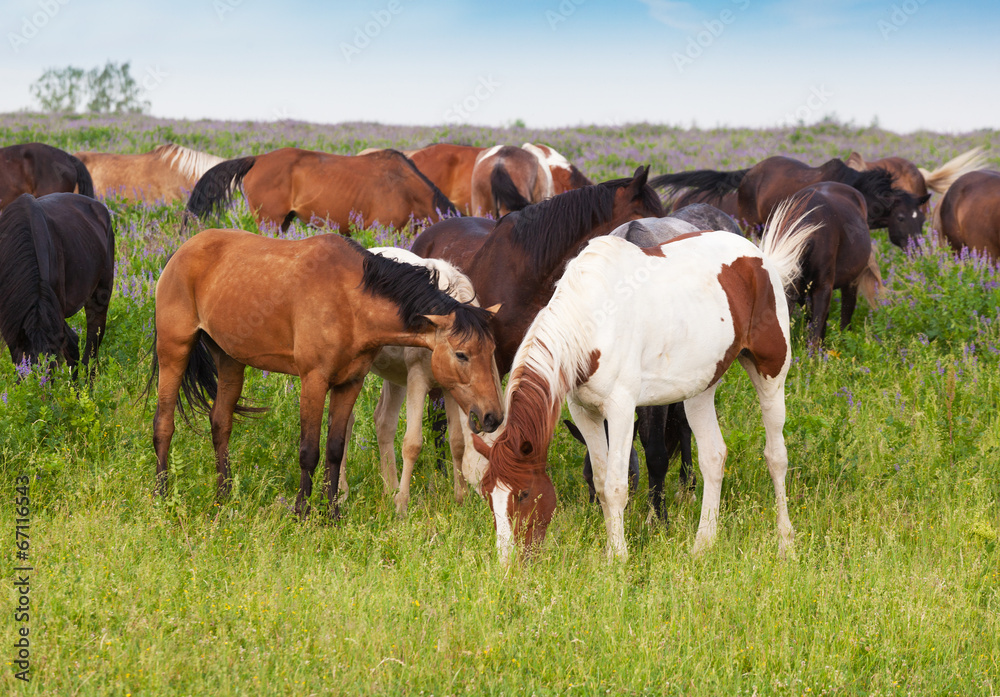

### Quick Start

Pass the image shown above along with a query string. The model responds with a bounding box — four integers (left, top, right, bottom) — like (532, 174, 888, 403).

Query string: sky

(1, 0, 998, 133)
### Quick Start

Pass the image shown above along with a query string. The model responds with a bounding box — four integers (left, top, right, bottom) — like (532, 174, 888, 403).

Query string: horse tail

(852, 249, 884, 307)
(490, 165, 531, 217)
(0, 195, 65, 362)
(185, 156, 257, 219)
(649, 168, 749, 198)
(69, 154, 95, 198)
(757, 196, 823, 291)
(918, 147, 987, 195)
(145, 328, 265, 425)
(390, 149, 460, 218)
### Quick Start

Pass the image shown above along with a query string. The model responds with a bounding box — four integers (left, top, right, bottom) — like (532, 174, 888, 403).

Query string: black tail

(145, 329, 266, 425)
(186, 156, 257, 219)
(69, 155, 95, 198)
(490, 165, 532, 217)
(389, 149, 460, 218)
(649, 168, 749, 198)
(0, 194, 65, 363)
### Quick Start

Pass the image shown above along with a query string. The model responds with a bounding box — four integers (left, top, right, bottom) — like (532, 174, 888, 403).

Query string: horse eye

(455, 351, 469, 362)
(518, 490, 530, 502)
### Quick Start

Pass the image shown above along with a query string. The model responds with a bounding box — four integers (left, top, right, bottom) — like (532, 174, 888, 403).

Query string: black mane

(380, 149, 460, 218)
(357, 244, 491, 340)
(507, 177, 663, 273)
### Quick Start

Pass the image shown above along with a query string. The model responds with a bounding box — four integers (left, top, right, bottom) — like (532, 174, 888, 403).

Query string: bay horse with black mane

(149, 229, 503, 515)
(651, 156, 929, 247)
(411, 166, 664, 376)
(474, 200, 819, 563)
(1, 143, 95, 208)
(0, 193, 114, 373)
(75, 143, 225, 202)
(185, 147, 458, 233)
(935, 170, 1000, 260)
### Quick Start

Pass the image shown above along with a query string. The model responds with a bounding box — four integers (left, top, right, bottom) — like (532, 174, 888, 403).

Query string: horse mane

(368, 247, 479, 305)
(357, 242, 491, 340)
(507, 177, 663, 274)
(849, 167, 908, 213)
(153, 143, 226, 180)
(376, 149, 460, 217)
(0, 195, 64, 359)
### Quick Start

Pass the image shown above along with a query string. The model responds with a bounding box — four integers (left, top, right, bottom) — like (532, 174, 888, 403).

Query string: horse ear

(472, 433, 492, 458)
(846, 152, 866, 171)
(628, 165, 650, 195)
(918, 194, 931, 205)
(485, 303, 502, 316)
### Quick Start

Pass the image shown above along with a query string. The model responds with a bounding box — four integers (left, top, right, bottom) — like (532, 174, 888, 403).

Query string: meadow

(1, 113, 999, 695)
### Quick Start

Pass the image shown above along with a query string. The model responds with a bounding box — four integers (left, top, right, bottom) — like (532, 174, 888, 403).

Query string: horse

(651, 156, 929, 247)
(340, 246, 500, 515)
(780, 182, 883, 343)
(0, 193, 114, 373)
(185, 148, 458, 233)
(474, 199, 819, 563)
(411, 166, 665, 376)
(149, 229, 503, 516)
(74, 143, 225, 202)
(1, 143, 95, 208)
(521, 143, 594, 194)
(935, 170, 1000, 260)
(470, 145, 553, 218)
(406, 144, 485, 214)
(846, 147, 986, 212)
(668, 188, 740, 219)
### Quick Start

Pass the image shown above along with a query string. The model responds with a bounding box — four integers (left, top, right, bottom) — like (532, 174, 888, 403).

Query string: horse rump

(185, 156, 257, 220)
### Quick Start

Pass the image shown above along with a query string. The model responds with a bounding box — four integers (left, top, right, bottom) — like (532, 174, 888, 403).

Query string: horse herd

(0, 135, 995, 563)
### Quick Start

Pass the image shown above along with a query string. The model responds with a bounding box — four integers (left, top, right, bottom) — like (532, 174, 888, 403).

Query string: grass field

(1, 114, 999, 695)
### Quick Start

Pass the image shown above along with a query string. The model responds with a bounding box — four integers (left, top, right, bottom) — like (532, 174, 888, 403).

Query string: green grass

(2, 120, 999, 695)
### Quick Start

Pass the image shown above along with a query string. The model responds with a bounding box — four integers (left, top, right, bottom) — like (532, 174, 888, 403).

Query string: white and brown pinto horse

(340, 247, 500, 514)
(75, 143, 225, 202)
(475, 200, 818, 563)
(470, 145, 554, 218)
(521, 143, 593, 194)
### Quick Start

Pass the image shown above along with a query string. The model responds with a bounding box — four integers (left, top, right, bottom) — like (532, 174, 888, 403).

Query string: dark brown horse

(0, 193, 114, 372)
(846, 147, 986, 212)
(150, 229, 503, 515)
(935, 170, 1000, 260)
(782, 182, 883, 343)
(0, 143, 95, 208)
(186, 148, 458, 233)
(651, 156, 929, 247)
(470, 145, 552, 218)
(411, 166, 664, 375)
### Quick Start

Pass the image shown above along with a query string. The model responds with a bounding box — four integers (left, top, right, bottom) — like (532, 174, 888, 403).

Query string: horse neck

(820, 158, 854, 183)
(357, 295, 437, 352)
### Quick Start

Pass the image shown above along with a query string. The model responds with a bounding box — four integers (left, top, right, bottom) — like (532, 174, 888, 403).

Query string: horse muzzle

(469, 409, 502, 434)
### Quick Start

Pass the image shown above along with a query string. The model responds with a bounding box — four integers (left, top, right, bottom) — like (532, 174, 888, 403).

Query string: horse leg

(336, 410, 355, 505)
(443, 391, 469, 504)
(62, 322, 81, 378)
(373, 381, 404, 494)
(152, 332, 198, 496)
(839, 284, 859, 331)
(323, 379, 367, 516)
(637, 405, 669, 524)
(208, 351, 246, 500)
(295, 373, 329, 517)
(395, 369, 432, 516)
(739, 355, 794, 557)
(685, 385, 727, 556)
(82, 288, 110, 378)
(807, 281, 833, 345)
(672, 403, 696, 498)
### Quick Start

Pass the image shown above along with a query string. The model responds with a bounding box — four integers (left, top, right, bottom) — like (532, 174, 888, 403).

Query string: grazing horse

(412, 166, 665, 376)
(521, 143, 593, 194)
(74, 143, 225, 202)
(0, 193, 114, 372)
(846, 147, 986, 212)
(407, 144, 485, 214)
(935, 170, 1000, 260)
(342, 247, 500, 515)
(149, 230, 503, 514)
(0, 143, 95, 208)
(474, 200, 818, 562)
(470, 145, 553, 218)
(651, 156, 929, 247)
(185, 148, 458, 233)
(781, 182, 883, 343)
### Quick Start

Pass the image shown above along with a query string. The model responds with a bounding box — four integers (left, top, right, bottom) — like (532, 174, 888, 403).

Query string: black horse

(0, 193, 114, 374)
(1, 143, 95, 209)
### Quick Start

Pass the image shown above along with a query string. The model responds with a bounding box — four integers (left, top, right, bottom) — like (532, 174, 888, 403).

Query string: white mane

(368, 247, 478, 305)
(153, 143, 226, 181)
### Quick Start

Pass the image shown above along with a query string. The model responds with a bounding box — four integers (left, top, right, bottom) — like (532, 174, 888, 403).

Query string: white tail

(758, 198, 824, 290)
(919, 147, 987, 195)
(852, 249, 883, 306)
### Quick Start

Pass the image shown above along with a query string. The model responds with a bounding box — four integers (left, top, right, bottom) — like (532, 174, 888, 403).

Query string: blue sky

(2, 0, 998, 132)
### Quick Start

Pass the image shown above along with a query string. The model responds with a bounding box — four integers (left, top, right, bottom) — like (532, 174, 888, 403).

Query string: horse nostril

(468, 410, 484, 434)
(483, 413, 501, 433)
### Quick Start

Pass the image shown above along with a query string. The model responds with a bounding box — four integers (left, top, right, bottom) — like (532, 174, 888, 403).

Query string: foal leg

(295, 373, 329, 516)
(336, 410, 354, 504)
(323, 379, 367, 516)
(443, 392, 471, 503)
(739, 356, 794, 557)
(685, 385, 727, 556)
(395, 369, 432, 516)
(373, 381, 405, 494)
(208, 351, 246, 499)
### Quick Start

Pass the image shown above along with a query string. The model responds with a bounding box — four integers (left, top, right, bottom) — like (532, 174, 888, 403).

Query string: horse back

(939, 170, 1000, 258)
